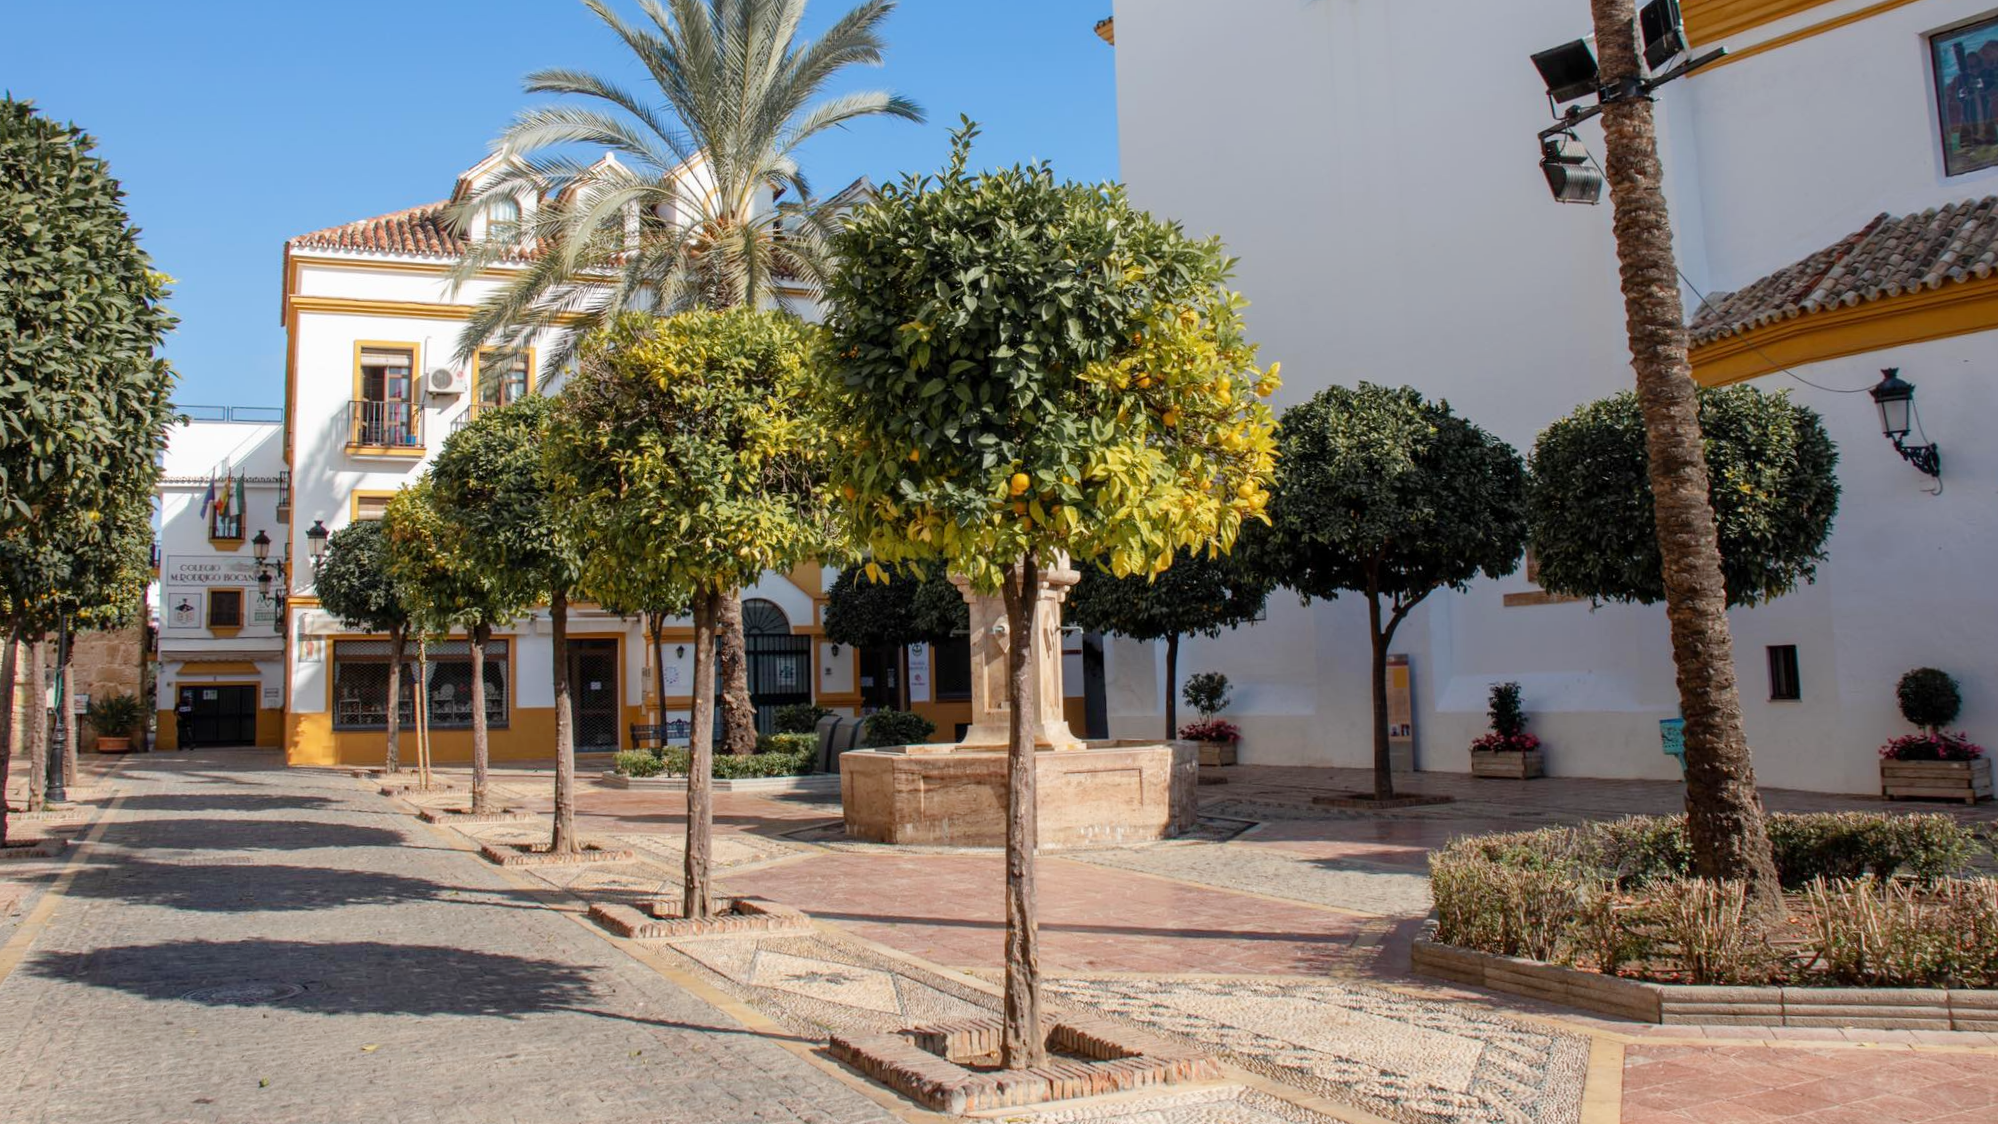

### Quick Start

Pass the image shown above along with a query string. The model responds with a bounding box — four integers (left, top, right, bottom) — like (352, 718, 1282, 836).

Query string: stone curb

(417, 808, 538, 825)
(588, 897, 813, 940)
(596, 771, 841, 794)
(477, 841, 636, 868)
(1411, 921, 1998, 1030)
(0, 837, 68, 860)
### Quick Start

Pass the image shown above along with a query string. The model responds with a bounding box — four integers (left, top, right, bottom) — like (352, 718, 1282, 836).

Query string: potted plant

(85, 692, 147, 753)
(1179, 671, 1241, 766)
(1469, 681, 1542, 779)
(1880, 667, 1990, 803)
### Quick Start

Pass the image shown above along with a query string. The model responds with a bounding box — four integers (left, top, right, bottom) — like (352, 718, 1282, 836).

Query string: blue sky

(1, 1, 1118, 408)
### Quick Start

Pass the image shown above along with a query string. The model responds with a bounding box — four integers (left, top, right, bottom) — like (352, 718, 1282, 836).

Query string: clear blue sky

(1, 1, 1118, 408)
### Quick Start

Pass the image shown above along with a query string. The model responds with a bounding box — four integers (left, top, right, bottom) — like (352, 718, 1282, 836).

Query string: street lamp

(252, 522, 330, 635)
(1868, 368, 1941, 478)
(306, 520, 330, 568)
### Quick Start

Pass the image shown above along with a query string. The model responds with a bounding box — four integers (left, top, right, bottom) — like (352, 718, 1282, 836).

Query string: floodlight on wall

(1869, 368, 1941, 478)
(1640, 0, 1689, 72)
(1532, 38, 1600, 105)
(1540, 131, 1604, 204)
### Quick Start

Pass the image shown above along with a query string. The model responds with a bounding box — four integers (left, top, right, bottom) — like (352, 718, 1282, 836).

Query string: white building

(272, 154, 1085, 767)
(153, 409, 288, 748)
(1099, 0, 1998, 793)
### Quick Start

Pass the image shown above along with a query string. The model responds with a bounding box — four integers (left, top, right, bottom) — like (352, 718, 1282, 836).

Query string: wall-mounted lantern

(1869, 369, 1941, 478)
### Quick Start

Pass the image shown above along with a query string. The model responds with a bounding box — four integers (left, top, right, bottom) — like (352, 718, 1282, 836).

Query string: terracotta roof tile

(288, 201, 481, 259)
(1690, 196, 1998, 346)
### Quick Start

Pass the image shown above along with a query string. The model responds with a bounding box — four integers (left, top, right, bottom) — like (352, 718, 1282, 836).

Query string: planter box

(1470, 750, 1543, 779)
(1195, 741, 1237, 767)
(1881, 757, 1992, 804)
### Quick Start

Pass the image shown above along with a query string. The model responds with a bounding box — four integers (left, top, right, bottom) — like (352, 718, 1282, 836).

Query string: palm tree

(448, 0, 922, 769)
(1588, 0, 1780, 909)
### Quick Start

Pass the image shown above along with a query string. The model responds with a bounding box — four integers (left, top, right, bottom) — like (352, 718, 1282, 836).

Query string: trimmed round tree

(819, 122, 1278, 1068)
(314, 519, 415, 774)
(547, 308, 834, 918)
(430, 397, 582, 823)
(1528, 385, 1840, 608)
(1065, 548, 1269, 740)
(1263, 383, 1527, 802)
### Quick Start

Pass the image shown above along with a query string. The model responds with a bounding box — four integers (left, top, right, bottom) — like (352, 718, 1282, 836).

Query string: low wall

(1412, 925, 1998, 1031)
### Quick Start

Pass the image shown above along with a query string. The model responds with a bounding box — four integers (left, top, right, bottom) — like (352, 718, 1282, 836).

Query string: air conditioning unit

(426, 367, 468, 395)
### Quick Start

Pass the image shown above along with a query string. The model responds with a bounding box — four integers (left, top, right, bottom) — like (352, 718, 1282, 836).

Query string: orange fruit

(1009, 472, 1030, 496)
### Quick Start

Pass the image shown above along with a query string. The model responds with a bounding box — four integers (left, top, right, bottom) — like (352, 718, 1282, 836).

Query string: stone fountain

(839, 559, 1196, 847)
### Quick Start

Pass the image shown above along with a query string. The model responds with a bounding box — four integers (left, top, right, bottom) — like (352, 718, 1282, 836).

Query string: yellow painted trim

(174, 661, 264, 675)
(1690, 273, 1998, 386)
(1684, 0, 1837, 43)
(348, 339, 425, 455)
(207, 535, 246, 552)
(288, 253, 521, 282)
(349, 490, 399, 522)
(295, 295, 591, 326)
(471, 345, 536, 410)
(206, 587, 247, 633)
(1696, 0, 1927, 71)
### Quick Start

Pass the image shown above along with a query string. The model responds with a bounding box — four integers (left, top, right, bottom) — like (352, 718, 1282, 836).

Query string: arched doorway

(742, 599, 811, 734)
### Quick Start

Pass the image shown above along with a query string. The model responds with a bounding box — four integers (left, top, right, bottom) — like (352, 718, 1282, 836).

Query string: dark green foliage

(613, 749, 664, 778)
(84, 691, 145, 736)
(0, 99, 177, 529)
(314, 520, 409, 636)
(774, 704, 834, 735)
(655, 742, 817, 778)
(1067, 549, 1268, 648)
(1489, 682, 1525, 739)
(430, 394, 574, 618)
(1265, 383, 1528, 606)
(1182, 672, 1231, 721)
(861, 708, 936, 748)
(755, 732, 818, 756)
(1528, 385, 1840, 608)
(822, 564, 965, 649)
(1897, 668, 1962, 733)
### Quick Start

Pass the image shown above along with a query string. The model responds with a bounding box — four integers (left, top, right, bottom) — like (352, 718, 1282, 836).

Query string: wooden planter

(1470, 749, 1543, 779)
(1881, 756, 1993, 804)
(96, 736, 133, 753)
(1195, 740, 1237, 767)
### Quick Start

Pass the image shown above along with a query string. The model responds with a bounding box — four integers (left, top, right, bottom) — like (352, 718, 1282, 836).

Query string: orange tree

(546, 307, 834, 918)
(818, 122, 1278, 1068)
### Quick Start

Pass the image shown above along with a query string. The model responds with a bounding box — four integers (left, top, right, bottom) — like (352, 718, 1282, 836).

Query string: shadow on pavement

(108, 793, 343, 814)
(28, 939, 604, 1018)
(104, 817, 411, 852)
(58, 857, 459, 913)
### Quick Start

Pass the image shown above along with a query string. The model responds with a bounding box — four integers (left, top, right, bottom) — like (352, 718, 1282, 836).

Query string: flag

(233, 474, 247, 523)
(200, 471, 217, 520)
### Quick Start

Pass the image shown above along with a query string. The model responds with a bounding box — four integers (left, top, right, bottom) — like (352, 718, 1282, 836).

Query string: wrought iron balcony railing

(345, 399, 423, 451)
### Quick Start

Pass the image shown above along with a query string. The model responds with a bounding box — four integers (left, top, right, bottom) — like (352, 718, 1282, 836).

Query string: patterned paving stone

(1047, 977, 1589, 1124)
(659, 929, 995, 1035)
(1016, 1087, 1341, 1124)
(1062, 839, 1432, 918)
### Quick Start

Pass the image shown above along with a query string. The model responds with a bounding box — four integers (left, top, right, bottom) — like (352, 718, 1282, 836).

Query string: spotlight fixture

(1531, 38, 1600, 105)
(1640, 0, 1688, 72)
(1540, 131, 1604, 204)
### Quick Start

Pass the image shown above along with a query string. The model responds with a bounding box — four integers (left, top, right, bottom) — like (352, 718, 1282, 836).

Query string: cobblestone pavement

(0, 750, 899, 1124)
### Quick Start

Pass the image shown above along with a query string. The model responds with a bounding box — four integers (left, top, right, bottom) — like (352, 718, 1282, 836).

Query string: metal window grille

(208, 590, 243, 627)
(1767, 645, 1801, 701)
(332, 639, 508, 730)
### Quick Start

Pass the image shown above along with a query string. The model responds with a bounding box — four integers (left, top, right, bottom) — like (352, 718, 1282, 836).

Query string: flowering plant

(1180, 718, 1241, 744)
(1879, 731, 1984, 762)
(1470, 731, 1540, 753)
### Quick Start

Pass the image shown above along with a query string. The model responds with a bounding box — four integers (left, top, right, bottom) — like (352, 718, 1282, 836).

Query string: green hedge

(611, 734, 817, 780)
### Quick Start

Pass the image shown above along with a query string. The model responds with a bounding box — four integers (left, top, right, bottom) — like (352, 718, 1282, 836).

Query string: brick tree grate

(478, 840, 637, 868)
(831, 1014, 1222, 1113)
(418, 807, 537, 825)
(588, 897, 813, 940)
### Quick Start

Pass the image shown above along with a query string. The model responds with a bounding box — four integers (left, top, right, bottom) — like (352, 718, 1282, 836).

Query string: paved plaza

(0, 751, 1994, 1123)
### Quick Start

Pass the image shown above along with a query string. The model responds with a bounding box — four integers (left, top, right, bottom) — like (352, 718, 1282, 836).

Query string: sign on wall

(1932, 15, 1998, 177)
(907, 642, 931, 704)
(163, 556, 262, 587)
(1387, 654, 1415, 773)
(168, 594, 203, 629)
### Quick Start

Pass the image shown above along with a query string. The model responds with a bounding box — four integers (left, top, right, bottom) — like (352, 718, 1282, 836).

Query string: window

(485, 196, 521, 233)
(208, 589, 243, 629)
(932, 634, 973, 701)
(350, 492, 394, 522)
(209, 504, 243, 541)
(353, 346, 419, 448)
(1932, 15, 1998, 177)
(1767, 644, 1801, 701)
(475, 348, 532, 412)
(332, 638, 508, 730)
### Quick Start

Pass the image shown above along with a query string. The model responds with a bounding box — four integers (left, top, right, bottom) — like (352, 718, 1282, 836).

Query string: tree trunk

(716, 592, 757, 755)
(1164, 632, 1180, 741)
(25, 636, 46, 812)
(469, 622, 491, 815)
(1591, 0, 1780, 910)
(1366, 583, 1395, 803)
(550, 592, 577, 854)
(384, 624, 405, 774)
(0, 626, 17, 846)
(415, 637, 432, 790)
(999, 554, 1046, 1070)
(54, 620, 75, 791)
(648, 611, 668, 730)
(683, 588, 720, 918)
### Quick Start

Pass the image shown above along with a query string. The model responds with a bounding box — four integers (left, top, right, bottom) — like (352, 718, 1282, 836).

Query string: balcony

(344, 399, 424, 456)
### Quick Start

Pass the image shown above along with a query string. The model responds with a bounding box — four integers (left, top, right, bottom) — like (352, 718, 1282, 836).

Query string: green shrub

(614, 749, 664, 778)
(1806, 877, 1998, 988)
(1182, 672, 1232, 721)
(755, 732, 818, 757)
(1643, 878, 1778, 985)
(652, 745, 815, 779)
(774, 704, 834, 735)
(1897, 667, 1962, 733)
(1768, 812, 1977, 886)
(861, 708, 936, 748)
(84, 692, 146, 737)
(1488, 682, 1525, 739)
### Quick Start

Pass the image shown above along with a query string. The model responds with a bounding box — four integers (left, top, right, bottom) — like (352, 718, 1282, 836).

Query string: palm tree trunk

(550, 592, 577, 854)
(1164, 632, 1180, 741)
(469, 622, 491, 815)
(717, 592, 757, 755)
(384, 624, 405, 774)
(25, 636, 46, 813)
(0, 626, 17, 846)
(999, 553, 1046, 1070)
(684, 588, 720, 918)
(1590, 0, 1779, 908)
